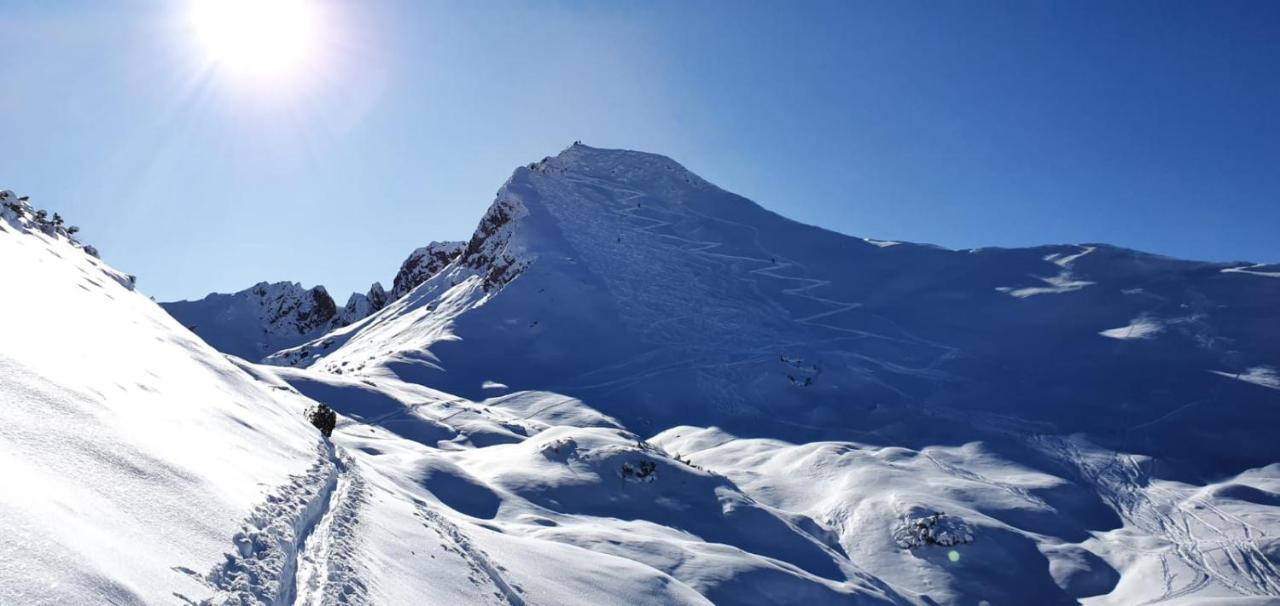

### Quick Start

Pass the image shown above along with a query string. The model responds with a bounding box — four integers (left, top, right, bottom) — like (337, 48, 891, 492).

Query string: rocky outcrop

(460, 197, 528, 291)
(339, 282, 389, 325)
(1, 189, 98, 259)
(390, 242, 465, 300)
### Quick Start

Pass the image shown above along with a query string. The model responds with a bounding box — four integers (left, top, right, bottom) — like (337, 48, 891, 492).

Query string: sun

(190, 0, 320, 80)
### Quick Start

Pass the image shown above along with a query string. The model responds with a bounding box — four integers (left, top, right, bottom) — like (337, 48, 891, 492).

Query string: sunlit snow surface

(4, 145, 1280, 605)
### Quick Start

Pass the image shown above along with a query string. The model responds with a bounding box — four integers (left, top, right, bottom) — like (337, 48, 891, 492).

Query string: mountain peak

(528, 142, 713, 194)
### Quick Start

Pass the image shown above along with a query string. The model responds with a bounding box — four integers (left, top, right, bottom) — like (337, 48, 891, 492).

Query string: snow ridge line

(202, 440, 364, 606)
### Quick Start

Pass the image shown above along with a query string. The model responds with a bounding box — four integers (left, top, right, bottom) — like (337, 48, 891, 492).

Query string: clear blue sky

(2, 1, 1277, 301)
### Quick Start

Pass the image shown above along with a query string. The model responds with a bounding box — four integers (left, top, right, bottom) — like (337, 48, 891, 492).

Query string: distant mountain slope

(161, 241, 464, 361)
(161, 280, 346, 361)
(270, 144, 1280, 476)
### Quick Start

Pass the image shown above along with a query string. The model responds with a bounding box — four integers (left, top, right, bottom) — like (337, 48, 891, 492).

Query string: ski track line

(292, 450, 370, 606)
(201, 440, 368, 606)
(1031, 436, 1280, 603)
(413, 502, 526, 606)
(561, 176, 958, 359)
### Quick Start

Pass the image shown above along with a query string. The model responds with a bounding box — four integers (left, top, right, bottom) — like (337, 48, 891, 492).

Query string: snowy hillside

(0, 192, 324, 603)
(256, 143, 1280, 603)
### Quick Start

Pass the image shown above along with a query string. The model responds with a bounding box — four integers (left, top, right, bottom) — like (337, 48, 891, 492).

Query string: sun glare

(190, 0, 320, 81)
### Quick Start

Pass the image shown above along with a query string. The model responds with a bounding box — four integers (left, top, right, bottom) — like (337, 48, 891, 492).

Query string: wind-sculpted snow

(264, 368, 920, 604)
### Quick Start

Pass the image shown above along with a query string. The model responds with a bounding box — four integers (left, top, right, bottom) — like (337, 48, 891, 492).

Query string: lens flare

(190, 0, 319, 80)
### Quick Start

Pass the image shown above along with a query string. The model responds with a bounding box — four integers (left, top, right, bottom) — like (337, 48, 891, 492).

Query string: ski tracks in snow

(560, 175, 954, 355)
(412, 501, 526, 605)
(1032, 435, 1280, 602)
(197, 440, 369, 606)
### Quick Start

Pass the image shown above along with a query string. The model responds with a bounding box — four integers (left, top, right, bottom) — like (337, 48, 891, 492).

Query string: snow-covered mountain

(159, 280, 348, 361)
(5, 143, 1280, 605)
(272, 144, 1279, 473)
(259, 144, 1280, 603)
(161, 241, 465, 361)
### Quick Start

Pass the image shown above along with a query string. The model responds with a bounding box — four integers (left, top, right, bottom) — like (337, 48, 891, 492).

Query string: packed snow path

(201, 441, 368, 606)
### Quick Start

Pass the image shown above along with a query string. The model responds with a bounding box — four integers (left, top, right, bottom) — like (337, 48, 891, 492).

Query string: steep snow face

(161, 280, 344, 361)
(0, 198, 323, 604)
(276, 144, 1280, 477)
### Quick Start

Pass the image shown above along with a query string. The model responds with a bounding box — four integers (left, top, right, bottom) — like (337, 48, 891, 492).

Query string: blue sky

(2, 1, 1277, 301)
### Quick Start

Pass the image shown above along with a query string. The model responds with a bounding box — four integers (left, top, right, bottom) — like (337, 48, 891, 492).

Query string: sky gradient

(2, 1, 1278, 301)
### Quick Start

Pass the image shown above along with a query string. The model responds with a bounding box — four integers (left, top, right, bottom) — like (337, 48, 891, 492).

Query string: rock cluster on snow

(892, 510, 974, 549)
(619, 460, 658, 483)
(1, 189, 97, 258)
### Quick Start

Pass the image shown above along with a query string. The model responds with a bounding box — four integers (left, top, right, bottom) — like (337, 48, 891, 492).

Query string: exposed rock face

(255, 282, 339, 335)
(367, 282, 389, 310)
(459, 197, 528, 291)
(340, 282, 389, 325)
(391, 242, 465, 300)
